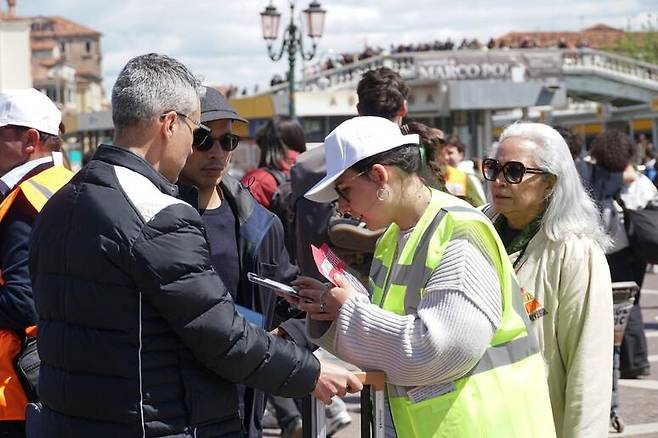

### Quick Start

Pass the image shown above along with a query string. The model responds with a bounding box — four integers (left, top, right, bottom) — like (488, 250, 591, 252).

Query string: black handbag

(14, 335, 39, 402)
(618, 198, 658, 264)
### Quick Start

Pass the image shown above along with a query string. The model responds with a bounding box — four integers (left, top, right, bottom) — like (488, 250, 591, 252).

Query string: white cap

(0, 88, 61, 136)
(305, 116, 419, 203)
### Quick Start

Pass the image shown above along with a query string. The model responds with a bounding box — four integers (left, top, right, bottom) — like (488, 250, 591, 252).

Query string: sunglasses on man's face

(194, 133, 241, 152)
(482, 158, 548, 184)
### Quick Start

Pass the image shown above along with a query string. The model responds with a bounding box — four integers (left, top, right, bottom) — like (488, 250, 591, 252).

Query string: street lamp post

(260, 1, 326, 118)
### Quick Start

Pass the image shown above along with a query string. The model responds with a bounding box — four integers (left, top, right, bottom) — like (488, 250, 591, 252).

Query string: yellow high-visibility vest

(370, 188, 556, 437)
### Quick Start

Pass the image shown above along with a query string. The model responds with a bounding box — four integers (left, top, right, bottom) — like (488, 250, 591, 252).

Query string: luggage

(610, 281, 639, 433)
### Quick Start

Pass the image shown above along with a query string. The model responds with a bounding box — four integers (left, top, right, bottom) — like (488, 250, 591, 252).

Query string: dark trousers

(268, 395, 302, 428)
(607, 247, 651, 376)
(0, 421, 26, 438)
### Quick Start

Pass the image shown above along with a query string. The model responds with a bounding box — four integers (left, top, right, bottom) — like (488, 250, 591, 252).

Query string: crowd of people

(0, 54, 655, 438)
(284, 35, 591, 83)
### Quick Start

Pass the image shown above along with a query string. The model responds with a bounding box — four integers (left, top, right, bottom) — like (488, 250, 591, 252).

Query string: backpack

(620, 201, 658, 264)
(263, 167, 296, 258)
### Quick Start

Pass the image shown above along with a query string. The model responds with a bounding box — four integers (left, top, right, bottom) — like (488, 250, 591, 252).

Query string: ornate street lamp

(260, 1, 326, 118)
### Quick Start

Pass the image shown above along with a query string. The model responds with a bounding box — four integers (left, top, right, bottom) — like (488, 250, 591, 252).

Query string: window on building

(85, 41, 91, 53)
(59, 41, 65, 53)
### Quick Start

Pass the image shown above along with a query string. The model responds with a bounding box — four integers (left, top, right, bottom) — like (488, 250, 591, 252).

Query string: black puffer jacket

(29, 145, 320, 438)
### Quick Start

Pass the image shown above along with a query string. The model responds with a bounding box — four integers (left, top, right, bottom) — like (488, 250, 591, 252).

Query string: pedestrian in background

(578, 130, 653, 379)
(482, 122, 613, 437)
(241, 116, 305, 210)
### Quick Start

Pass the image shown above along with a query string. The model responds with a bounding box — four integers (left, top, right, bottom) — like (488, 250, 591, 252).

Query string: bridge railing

(260, 48, 658, 94)
(562, 49, 658, 85)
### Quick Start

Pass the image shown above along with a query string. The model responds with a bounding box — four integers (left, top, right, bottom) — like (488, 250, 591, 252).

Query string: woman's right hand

(293, 274, 357, 321)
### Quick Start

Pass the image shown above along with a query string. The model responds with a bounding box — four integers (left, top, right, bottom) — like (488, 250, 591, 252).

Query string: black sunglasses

(162, 111, 212, 149)
(482, 158, 548, 184)
(194, 133, 241, 152)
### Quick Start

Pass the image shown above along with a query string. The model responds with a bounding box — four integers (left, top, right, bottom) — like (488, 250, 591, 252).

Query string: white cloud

(14, 0, 656, 96)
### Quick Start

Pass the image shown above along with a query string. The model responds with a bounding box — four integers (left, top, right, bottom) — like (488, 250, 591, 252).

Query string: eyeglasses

(334, 169, 369, 202)
(162, 111, 211, 148)
(482, 158, 548, 184)
(194, 133, 241, 152)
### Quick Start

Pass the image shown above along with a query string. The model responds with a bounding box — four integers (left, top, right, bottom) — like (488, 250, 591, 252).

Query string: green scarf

(494, 213, 543, 267)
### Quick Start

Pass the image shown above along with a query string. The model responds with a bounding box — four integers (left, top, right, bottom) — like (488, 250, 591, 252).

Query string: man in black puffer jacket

(27, 53, 361, 438)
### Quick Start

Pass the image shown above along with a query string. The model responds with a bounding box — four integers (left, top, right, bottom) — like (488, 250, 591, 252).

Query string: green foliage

(607, 15, 658, 65)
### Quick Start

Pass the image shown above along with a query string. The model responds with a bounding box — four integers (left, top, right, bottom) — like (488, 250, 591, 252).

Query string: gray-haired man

(28, 53, 361, 438)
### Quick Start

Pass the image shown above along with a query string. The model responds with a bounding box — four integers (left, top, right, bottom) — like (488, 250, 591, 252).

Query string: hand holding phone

(247, 272, 298, 297)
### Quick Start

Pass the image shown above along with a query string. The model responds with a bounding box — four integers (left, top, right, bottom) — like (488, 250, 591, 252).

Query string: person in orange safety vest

(0, 89, 73, 438)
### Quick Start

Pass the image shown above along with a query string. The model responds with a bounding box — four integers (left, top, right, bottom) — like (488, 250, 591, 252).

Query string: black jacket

(179, 176, 312, 436)
(217, 176, 309, 346)
(29, 145, 320, 438)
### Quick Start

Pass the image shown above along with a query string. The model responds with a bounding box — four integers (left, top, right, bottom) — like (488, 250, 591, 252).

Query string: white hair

(490, 122, 611, 250)
(112, 53, 201, 130)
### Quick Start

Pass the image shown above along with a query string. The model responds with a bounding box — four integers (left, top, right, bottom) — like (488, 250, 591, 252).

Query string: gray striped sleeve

(324, 239, 502, 387)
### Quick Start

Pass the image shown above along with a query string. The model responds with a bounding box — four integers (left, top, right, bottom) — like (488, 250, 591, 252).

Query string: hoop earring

(376, 187, 390, 201)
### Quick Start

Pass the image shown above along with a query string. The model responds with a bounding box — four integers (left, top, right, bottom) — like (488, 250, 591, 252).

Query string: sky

(15, 0, 658, 96)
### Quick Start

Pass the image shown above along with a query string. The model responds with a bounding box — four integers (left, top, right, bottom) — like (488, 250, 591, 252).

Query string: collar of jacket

(176, 174, 274, 256)
(175, 174, 258, 226)
(219, 174, 257, 226)
(93, 144, 179, 198)
(0, 156, 54, 199)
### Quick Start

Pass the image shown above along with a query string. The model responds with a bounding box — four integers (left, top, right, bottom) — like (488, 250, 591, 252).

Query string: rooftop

(27, 15, 101, 38)
(497, 24, 629, 48)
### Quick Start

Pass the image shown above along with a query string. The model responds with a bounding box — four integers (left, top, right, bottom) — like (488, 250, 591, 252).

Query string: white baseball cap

(0, 88, 61, 136)
(305, 116, 419, 203)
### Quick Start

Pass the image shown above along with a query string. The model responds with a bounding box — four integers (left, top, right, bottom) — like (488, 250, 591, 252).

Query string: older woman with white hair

(482, 122, 613, 438)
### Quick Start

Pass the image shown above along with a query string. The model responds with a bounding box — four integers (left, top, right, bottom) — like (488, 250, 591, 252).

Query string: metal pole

(482, 109, 493, 157)
(287, 2, 296, 118)
(288, 40, 296, 118)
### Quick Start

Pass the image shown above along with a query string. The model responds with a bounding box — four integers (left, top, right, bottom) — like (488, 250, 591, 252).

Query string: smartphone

(247, 272, 299, 296)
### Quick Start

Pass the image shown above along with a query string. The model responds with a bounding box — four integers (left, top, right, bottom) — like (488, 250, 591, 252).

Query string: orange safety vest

(444, 165, 468, 197)
(0, 165, 73, 420)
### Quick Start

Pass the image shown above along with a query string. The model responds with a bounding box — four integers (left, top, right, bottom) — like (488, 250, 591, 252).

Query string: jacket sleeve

(129, 203, 319, 397)
(0, 198, 38, 331)
(556, 239, 613, 438)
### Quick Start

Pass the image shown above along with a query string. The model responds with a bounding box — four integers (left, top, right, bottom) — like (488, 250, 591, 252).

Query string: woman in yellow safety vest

(289, 116, 556, 438)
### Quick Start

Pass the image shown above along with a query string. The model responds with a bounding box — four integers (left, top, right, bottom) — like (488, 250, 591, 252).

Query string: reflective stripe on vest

(0, 165, 73, 224)
(0, 164, 73, 420)
(369, 188, 555, 438)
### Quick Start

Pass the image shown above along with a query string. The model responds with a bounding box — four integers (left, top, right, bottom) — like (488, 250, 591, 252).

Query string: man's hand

(269, 326, 290, 340)
(312, 362, 363, 404)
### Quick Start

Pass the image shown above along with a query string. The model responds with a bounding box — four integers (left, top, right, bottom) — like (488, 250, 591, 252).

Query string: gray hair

(112, 53, 201, 130)
(491, 122, 611, 250)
